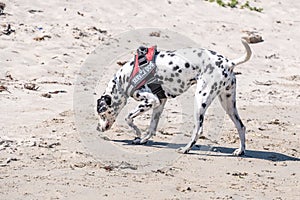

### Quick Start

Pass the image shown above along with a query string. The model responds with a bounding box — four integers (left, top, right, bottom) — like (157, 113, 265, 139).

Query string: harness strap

(148, 83, 167, 100)
(126, 46, 166, 100)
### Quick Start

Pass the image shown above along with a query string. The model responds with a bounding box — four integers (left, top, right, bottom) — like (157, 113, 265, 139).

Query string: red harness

(126, 46, 166, 99)
(129, 46, 156, 87)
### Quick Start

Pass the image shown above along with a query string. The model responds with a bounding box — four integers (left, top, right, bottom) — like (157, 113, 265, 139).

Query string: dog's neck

(104, 63, 133, 118)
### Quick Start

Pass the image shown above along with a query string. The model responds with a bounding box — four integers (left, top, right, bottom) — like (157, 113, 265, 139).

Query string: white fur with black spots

(97, 39, 252, 156)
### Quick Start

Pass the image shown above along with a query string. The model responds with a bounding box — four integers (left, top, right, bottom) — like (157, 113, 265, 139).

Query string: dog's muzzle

(96, 122, 110, 132)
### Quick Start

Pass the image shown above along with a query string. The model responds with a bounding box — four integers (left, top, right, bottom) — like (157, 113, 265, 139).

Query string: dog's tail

(231, 39, 252, 68)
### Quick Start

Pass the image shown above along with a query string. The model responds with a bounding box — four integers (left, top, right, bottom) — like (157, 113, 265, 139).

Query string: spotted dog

(97, 39, 252, 156)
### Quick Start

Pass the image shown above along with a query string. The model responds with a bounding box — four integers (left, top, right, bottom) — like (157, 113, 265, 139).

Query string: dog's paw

(132, 137, 142, 144)
(233, 148, 245, 156)
(132, 137, 148, 145)
(139, 138, 149, 145)
(176, 147, 190, 154)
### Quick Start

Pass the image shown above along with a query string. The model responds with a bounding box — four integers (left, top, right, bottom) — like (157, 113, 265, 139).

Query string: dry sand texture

(0, 0, 300, 199)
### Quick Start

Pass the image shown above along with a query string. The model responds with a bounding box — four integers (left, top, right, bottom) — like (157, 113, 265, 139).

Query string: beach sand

(0, 0, 299, 199)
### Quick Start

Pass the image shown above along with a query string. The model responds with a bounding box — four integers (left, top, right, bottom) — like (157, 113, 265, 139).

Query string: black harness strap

(148, 83, 167, 100)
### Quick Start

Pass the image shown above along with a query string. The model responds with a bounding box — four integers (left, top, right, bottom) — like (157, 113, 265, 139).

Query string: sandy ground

(0, 0, 299, 199)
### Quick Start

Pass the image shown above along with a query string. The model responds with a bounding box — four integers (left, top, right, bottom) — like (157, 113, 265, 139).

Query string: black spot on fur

(231, 79, 236, 85)
(177, 79, 181, 83)
(185, 62, 190, 68)
(215, 60, 223, 67)
(203, 92, 207, 96)
(234, 114, 244, 128)
(146, 104, 152, 108)
(226, 94, 231, 98)
(191, 141, 196, 147)
(130, 61, 134, 66)
(222, 70, 228, 78)
(157, 75, 164, 80)
(209, 50, 217, 55)
(165, 77, 174, 82)
(180, 82, 185, 88)
(202, 103, 206, 108)
(204, 64, 214, 74)
(173, 66, 179, 71)
(169, 61, 173, 65)
(199, 114, 204, 126)
(197, 52, 203, 57)
(160, 54, 165, 58)
(178, 69, 182, 73)
(170, 53, 175, 57)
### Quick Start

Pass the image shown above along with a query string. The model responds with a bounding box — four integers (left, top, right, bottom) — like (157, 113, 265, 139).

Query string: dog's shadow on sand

(112, 139, 300, 162)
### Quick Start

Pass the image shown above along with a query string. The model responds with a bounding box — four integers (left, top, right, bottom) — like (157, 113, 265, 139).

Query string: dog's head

(96, 94, 116, 132)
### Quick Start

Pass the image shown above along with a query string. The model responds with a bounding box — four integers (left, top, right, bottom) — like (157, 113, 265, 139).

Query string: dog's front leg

(140, 98, 167, 144)
(125, 91, 161, 144)
(177, 81, 213, 154)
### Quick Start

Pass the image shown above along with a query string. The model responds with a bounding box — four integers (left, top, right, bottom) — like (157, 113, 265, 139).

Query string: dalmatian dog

(97, 39, 252, 156)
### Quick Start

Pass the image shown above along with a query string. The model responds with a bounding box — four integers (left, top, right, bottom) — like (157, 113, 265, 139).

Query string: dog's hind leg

(218, 78, 246, 156)
(140, 98, 167, 144)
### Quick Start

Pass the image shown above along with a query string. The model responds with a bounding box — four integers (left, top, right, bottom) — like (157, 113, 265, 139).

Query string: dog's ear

(104, 95, 112, 106)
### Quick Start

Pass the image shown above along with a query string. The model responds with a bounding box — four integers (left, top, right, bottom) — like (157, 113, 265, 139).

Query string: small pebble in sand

(24, 83, 39, 91)
(41, 93, 52, 98)
(149, 31, 160, 37)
